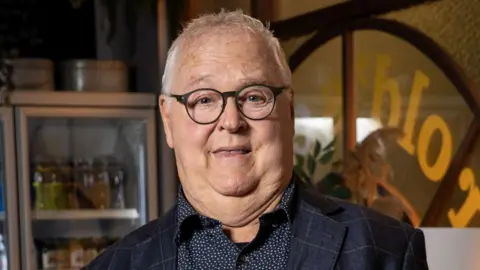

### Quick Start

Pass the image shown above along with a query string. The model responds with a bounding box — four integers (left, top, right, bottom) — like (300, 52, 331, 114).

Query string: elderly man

(85, 10, 428, 270)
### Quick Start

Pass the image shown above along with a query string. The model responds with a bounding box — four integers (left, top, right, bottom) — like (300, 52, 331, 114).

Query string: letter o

(417, 114, 453, 182)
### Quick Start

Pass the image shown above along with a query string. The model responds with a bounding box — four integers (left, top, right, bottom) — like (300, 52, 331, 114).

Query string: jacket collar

(287, 180, 347, 270)
(146, 175, 347, 270)
(174, 176, 298, 244)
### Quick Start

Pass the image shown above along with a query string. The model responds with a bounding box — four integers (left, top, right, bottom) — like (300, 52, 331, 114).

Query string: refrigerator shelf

(32, 209, 140, 220)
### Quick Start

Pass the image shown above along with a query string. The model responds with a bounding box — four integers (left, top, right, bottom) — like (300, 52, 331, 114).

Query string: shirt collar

(175, 176, 297, 239)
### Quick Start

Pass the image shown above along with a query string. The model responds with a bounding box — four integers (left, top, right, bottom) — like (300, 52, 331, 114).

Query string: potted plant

(295, 127, 412, 223)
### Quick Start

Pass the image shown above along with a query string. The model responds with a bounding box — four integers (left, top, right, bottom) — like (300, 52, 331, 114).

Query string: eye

(198, 97, 212, 104)
(187, 90, 221, 108)
(247, 94, 265, 103)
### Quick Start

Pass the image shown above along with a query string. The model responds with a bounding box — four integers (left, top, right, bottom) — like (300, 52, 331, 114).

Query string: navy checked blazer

(84, 180, 429, 270)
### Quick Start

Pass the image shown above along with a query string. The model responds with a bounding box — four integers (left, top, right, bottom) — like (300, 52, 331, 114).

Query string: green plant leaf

(319, 150, 335, 164)
(293, 166, 303, 177)
(323, 137, 336, 151)
(307, 155, 316, 176)
(294, 166, 310, 183)
(313, 140, 322, 158)
(329, 186, 352, 199)
(295, 154, 304, 168)
(319, 172, 343, 188)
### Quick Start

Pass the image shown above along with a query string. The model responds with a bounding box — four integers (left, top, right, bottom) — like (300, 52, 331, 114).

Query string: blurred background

(0, 0, 479, 269)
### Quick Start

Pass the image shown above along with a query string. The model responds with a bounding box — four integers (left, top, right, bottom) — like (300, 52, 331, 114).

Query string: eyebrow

(185, 75, 212, 89)
(238, 77, 270, 86)
(184, 75, 273, 92)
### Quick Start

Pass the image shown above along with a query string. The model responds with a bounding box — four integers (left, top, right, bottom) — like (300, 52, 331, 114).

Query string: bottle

(33, 157, 48, 210)
(110, 162, 125, 209)
(0, 166, 5, 212)
(55, 238, 69, 269)
(82, 238, 98, 266)
(91, 158, 110, 209)
(51, 158, 69, 209)
(0, 234, 7, 270)
(40, 239, 56, 270)
(69, 238, 84, 269)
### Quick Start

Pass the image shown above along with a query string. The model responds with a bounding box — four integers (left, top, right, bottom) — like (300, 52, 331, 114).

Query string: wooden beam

(421, 119, 480, 226)
(158, 0, 179, 214)
(250, 0, 275, 22)
(342, 31, 356, 154)
(270, 0, 437, 39)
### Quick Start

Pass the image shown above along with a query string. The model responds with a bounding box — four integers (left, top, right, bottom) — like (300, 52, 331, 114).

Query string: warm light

(356, 118, 383, 142)
(295, 117, 382, 141)
(294, 117, 382, 155)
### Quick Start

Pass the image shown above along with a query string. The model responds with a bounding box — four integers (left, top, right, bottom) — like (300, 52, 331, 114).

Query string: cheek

(253, 107, 294, 163)
(171, 116, 214, 162)
(254, 122, 288, 159)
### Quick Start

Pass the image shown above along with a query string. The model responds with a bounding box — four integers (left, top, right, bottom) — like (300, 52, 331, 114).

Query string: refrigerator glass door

(0, 107, 20, 270)
(16, 107, 157, 270)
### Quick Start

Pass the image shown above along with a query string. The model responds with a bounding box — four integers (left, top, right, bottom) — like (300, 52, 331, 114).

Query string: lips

(213, 146, 252, 155)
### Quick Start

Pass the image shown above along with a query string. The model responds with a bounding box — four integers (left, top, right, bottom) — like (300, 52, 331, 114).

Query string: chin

(211, 176, 258, 197)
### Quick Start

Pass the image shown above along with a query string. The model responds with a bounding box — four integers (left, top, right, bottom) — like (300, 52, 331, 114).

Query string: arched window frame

(272, 14, 480, 226)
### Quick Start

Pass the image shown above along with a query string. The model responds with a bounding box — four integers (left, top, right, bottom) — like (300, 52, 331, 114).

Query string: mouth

(212, 146, 252, 157)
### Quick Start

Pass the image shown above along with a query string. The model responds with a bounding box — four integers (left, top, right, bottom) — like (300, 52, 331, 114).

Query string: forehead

(175, 29, 280, 92)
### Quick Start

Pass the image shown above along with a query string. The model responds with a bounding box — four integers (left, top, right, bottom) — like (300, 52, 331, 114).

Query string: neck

(183, 185, 287, 243)
(223, 221, 261, 243)
(223, 195, 283, 243)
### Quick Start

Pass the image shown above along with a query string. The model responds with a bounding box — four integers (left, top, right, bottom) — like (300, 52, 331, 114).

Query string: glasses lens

(186, 89, 223, 123)
(237, 85, 275, 119)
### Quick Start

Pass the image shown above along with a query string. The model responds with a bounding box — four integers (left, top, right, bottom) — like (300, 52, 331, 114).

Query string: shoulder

(298, 183, 419, 240)
(329, 197, 427, 266)
(330, 195, 419, 239)
(82, 208, 177, 270)
(298, 186, 428, 267)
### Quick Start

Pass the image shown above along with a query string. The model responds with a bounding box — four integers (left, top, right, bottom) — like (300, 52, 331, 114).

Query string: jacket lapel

(131, 207, 178, 270)
(139, 180, 347, 270)
(287, 186, 347, 270)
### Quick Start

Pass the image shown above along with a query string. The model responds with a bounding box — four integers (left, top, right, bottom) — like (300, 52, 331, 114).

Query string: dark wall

(0, 0, 96, 60)
(383, 0, 480, 89)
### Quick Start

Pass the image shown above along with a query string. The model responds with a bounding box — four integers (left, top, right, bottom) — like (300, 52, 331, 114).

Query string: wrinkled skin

(159, 28, 294, 240)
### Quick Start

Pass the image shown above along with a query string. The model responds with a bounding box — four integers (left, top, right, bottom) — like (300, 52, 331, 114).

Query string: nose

(218, 97, 247, 132)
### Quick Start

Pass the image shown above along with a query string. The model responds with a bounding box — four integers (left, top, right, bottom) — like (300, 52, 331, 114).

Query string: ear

(159, 95, 174, 149)
(289, 88, 295, 136)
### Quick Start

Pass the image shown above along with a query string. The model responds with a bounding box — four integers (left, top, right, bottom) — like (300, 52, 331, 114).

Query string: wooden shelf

(32, 209, 140, 220)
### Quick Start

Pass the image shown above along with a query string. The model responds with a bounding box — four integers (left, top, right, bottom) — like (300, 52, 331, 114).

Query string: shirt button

(272, 223, 278, 228)
(237, 255, 249, 264)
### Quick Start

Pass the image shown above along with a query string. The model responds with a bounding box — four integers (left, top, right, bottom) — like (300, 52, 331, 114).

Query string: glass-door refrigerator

(0, 106, 21, 270)
(10, 91, 160, 270)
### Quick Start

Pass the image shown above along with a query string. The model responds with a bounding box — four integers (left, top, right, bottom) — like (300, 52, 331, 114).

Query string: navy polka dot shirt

(176, 182, 295, 269)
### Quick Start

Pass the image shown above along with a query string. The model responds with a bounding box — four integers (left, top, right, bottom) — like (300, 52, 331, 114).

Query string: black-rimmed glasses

(165, 84, 287, 125)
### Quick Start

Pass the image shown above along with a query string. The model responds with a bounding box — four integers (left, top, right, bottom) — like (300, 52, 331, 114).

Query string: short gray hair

(161, 9, 292, 96)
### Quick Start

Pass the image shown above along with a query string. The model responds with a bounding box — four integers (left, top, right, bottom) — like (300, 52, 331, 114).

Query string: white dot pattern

(176, 183, 295, 270)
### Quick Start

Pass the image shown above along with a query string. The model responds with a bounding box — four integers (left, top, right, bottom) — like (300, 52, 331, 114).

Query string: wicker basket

(59, 60, 129, 92)
(10, 58, 54, 91)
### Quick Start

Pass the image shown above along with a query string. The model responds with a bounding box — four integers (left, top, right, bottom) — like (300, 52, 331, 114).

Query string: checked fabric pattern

(83, 181, 428, 270)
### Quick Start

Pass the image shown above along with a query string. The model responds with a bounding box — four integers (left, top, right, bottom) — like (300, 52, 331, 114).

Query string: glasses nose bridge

(219, 90, 242, 117)
(220, 90, 239, 109)
(221, 90, 237, 100)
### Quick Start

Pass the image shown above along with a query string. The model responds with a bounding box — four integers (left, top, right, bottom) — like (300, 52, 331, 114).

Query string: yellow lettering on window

(398, 70, 430, 155)
(448, 168, 480, 227)
(417, 114, 452, 182)
(371, 54, 401, 128)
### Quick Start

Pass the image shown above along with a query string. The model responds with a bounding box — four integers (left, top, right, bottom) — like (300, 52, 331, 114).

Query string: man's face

(160, 29, 294, 201)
